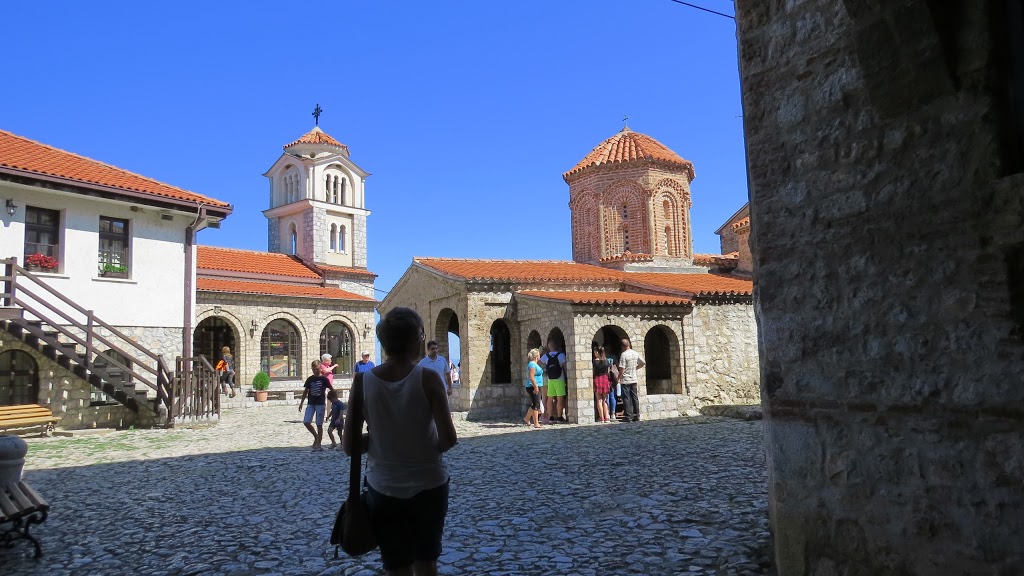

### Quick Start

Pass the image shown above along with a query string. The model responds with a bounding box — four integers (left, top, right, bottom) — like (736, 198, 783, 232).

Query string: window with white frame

(98, 216, 129, 276)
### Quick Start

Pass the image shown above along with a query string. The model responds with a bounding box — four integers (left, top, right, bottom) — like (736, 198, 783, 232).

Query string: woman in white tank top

(343, 307, 458, 576)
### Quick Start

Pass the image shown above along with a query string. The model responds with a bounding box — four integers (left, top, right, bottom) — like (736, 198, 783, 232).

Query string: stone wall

(196, 293, 376, 389)
(685, 302, 759, 407)
(267, 216, 280, 253)
(353, 214, 367, 268)
(737, 1, 1024, 573)
(0, 330, 144, 430)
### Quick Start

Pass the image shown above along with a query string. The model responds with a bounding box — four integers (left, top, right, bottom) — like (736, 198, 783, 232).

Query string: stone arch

(644, 324, 681, 394)
(654, 178, 691, 257)
(93, 348, 131, 405)
(526, 330, 542, 354)
(570, 190, 600, 262)
(434, 308, 460, 360)
(193, 316, 239, 366)
(260, 316, 303, 379)
(546, 327, 566, 353)
(320, 320, 355, 377)
(0, 350, 38, 406)
(592, 324, 629, 363)
(488, 319, 512, 385)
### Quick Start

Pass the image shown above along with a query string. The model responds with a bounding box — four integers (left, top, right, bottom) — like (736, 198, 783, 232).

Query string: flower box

(24, 254, 58, 272)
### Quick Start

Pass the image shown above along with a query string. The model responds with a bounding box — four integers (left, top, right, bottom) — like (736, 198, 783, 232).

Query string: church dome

(283, 127, 350, 157)
(563, 127, 695, 182)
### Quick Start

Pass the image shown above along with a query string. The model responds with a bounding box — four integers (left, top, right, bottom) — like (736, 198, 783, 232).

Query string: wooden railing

(1, 257, 174, 419)
(171, 355, 220, 423)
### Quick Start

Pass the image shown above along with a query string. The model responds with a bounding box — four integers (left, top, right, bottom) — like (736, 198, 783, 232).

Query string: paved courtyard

(3, 406, 773, 575)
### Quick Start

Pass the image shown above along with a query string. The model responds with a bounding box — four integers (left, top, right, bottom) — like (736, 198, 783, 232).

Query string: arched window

(320, 321, 354, 377)
(664, 227, 673, 256)
(290, 223, 298, 255)
(0, 350, 38, 406)
(325, 174, 331, 201)
(261, 319, 301, 378)
(663, 200, 671, 219)
(333, 176, 339, 203)
(329, 224, 337, 252)
(340, 177, 347, 205)
(340, 225, 347, 253)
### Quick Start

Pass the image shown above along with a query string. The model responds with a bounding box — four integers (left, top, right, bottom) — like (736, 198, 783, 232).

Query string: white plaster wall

(1, 183, 187, 328)
(321, 213, 355, 267)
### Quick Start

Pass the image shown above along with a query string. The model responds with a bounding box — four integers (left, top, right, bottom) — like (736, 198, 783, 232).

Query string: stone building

(736, 1, 1024, 573)
(380, 127, 758, 423)
(194, 126, 377, 391)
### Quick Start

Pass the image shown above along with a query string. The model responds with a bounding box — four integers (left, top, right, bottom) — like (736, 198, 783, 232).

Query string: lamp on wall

(250, 319, 258, 338)
(364, 322, 372, 338)
(5, 199, 16, 217)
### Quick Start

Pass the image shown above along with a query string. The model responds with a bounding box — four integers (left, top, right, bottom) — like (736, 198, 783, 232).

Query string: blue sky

(1, 0, 745, 303)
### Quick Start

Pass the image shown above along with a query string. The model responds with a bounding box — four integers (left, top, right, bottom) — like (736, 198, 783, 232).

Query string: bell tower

(262, 124, 371, 269)
(563, 127, 700, 272)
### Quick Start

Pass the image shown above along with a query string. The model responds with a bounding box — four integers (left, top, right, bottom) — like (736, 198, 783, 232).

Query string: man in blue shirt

(354, 351, 375, 374)
(417, 340, 452, 397)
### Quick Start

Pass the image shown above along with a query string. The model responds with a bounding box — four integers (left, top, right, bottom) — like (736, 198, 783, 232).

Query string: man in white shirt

(418, 340, 452, 397)
(618, 338, 645, 422)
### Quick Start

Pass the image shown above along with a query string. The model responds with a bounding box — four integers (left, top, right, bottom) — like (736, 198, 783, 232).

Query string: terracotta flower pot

(255, 390, 269, 402)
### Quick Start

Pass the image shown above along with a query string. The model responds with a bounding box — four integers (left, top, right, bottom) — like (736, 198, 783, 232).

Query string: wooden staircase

(1, 257, 217, 426)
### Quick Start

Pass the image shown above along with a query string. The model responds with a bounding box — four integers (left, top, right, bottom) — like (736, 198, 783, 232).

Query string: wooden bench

(0, 481, 49, 558)
(0, 405, 61, 437)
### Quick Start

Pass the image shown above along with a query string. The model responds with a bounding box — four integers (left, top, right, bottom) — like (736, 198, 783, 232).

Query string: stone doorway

(0, 350, 38, 406)
(489, 319, 512, 385)
(644, 325, 679, 394)
(320, 321, 354, 377)
(434, 308, 459, 361)
(193, 317, 237, 367)
(593, 325, 627, 362)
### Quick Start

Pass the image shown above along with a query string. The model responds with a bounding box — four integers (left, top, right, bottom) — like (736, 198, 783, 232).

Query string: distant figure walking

(299, 361, 333, 451)
(418, 340, 452, 398)
(344, 307, 458, 576)
(218, 346, 236, 398)
(592, 347, 612, 423)
(326, 389, 346, 450)
(618, 339, 645, 422)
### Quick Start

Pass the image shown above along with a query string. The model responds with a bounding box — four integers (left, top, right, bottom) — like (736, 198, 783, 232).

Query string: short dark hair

(378, 307, 425, 360)
(427, 340, 439, 348)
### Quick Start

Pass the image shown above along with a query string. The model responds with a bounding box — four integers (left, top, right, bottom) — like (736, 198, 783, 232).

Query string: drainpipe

(184, 203, 209, 360)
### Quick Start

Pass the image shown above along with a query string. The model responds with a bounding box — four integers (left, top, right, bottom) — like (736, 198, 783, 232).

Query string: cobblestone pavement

(4, 406, 774, 575)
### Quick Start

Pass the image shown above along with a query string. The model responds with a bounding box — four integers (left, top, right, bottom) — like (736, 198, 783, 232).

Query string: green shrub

(251, 372, 270, 390)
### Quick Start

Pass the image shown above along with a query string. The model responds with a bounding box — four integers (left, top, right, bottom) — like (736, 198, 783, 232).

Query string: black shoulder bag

(330, 375, 377, 557)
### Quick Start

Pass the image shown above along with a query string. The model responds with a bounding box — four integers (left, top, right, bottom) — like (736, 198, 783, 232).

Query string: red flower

(25, 253, 58, 270)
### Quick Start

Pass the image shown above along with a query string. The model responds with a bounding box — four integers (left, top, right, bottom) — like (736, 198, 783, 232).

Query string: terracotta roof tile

(0, 129, 230, 208)
(693, 252, 739, 266)
(415, 257, 752, 297)
(284, 127, 349, 153)
(517, 290, 691, 306)
(314, 263, 377, 278)
(415, 258, 625, 283)
(624, 272, 753, 296)
(197, 278, 374, 301)
(732, 216, 750, 231)
(197, 246, 321, 279)
(564, 128, 695, 181)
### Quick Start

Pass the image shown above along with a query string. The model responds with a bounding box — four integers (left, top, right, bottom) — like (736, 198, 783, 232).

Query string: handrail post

(3, 257, 15, 307)
(85, 311, 94, 370)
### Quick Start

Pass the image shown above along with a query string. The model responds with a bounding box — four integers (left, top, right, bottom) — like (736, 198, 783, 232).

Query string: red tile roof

(284, 127, 349, 153)
(732, 216, 750, 231)
(415, 257, 752, 297)
(314, 263, 378, 278)
(624, 272, 753, 296)
(197, 246, 321, 279)
(197, 278, 374, 301)
(517, 290, 691, 306)
(414, 258, 625, 283)
(693, 252, 739, 266)
(0, 129, 230, 208)
(564, 128, 695, 181)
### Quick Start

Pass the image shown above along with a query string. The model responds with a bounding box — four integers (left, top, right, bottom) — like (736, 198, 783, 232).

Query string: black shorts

(526, 387, 540, 410)
(366, 479, 450, 570)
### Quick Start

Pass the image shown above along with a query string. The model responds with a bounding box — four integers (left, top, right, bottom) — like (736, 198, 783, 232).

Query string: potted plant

(24, 253, 58, 273)
(252, 371, 270, 402)
(99, 263, 128, 278)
